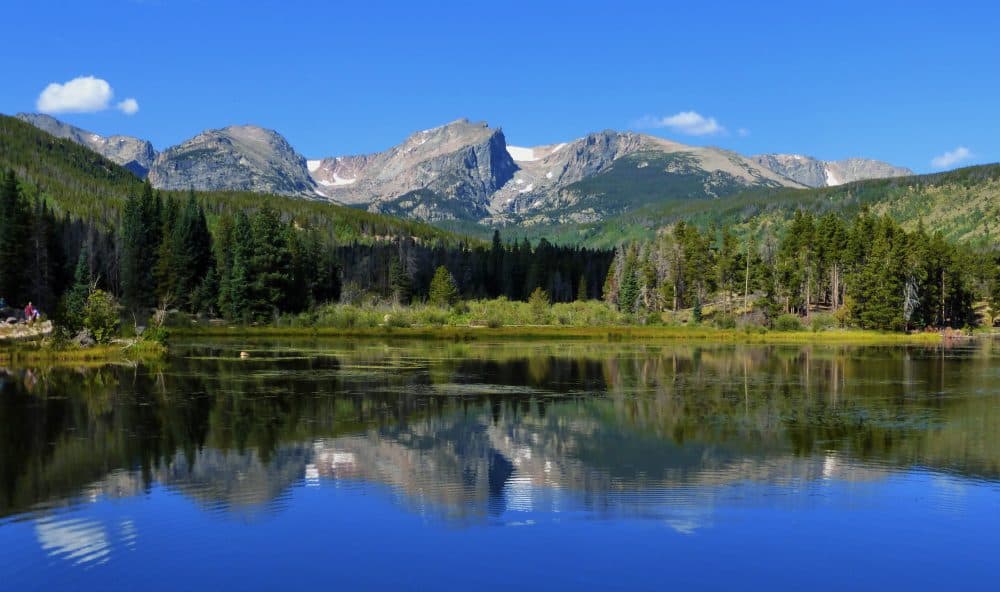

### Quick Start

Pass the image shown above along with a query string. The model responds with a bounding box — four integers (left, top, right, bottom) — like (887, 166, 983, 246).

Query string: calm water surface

(1, 338, 999, 590)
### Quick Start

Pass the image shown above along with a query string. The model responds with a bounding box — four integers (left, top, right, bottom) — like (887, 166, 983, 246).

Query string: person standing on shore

(24, 302, 36, 323)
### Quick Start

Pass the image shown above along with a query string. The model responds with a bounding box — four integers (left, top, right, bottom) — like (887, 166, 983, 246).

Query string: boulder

(73, 329, 97, 348)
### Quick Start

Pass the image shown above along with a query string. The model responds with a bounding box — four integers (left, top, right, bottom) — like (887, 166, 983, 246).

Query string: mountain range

(14, 113, 913, 229)
(3, 113, 996, 249)
(749, 153, 912, 188)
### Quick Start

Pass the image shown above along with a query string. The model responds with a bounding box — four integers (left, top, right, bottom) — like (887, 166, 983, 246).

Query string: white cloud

(634, 111, 726, 136)
(117, 98, 139, 115)
(930, 146, 972, 169)
(36, 76, 139, 116)
(37, 76, 113, 114)
(737, 128, 750, 137)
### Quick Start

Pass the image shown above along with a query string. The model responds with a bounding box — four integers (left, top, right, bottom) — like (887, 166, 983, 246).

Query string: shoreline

(0, 340, 167, 367)
(167, 325, 947, 345)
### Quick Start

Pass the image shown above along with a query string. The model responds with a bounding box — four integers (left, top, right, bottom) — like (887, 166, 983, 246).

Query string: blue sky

(3, 0, 997, 172)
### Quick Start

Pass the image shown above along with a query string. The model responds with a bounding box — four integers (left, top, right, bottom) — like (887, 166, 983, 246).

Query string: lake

(1, 338, 998, 591)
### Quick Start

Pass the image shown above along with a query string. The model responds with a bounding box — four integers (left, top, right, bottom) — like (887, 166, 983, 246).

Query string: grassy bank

(162, 300, 950, 345)
(169, 324, 944, 345)
(0, 339, 167, 366)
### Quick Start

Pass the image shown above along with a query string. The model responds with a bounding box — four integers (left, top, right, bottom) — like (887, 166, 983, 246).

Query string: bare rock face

(148, 125, 316, 195)
(489, 131, 802, 225)
(309, 119, 517, 221)
(829, 158, 914, 185)
(310, 124, 800, 224)
(751, 153, 913, 187)
(17, 113, 157, 177)
(15, 112, 914, 227)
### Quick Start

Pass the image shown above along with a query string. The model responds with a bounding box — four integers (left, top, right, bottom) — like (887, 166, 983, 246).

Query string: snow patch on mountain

(318, 173, 357, 187)
(824, 167, 842, 186)
(507, 146, 538, 162)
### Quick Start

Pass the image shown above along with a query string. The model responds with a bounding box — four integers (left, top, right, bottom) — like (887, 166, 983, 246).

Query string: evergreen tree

(488, 229, 503, 297)
(989, 257, 1000, 326)
(428, 266, 458, 307)
(0, 170, 31, 305)
(58, 247, 92, 333)
(247, 207, 290, 321)
(528, 287, 550, 323)
(167, 192, 213, 309)
(153, 196, 180, 302)
(120, 181, 159, 312)
(214, 214, 236, 319)
(850, 217, 906, 331)
(228, 211, 254, 321)
(389, 256, 412, 305)
(618, 246, 640, 313)
(576, 274, 588, 302)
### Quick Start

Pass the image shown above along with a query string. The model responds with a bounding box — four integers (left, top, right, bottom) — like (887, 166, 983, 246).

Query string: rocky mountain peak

(308, 119, 516, 221)
(16, 112, 157, 177)
(148, 125, 315, 195)
(751, 153, 913, 187)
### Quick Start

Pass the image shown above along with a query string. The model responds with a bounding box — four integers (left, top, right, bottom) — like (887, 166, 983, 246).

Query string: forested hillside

(533, 164, 1000, 249)
(601, 210, 1000, 331)
(0, 116, 612, 325)
(0, 115, 460, 244)
(0, 166, 611, 324)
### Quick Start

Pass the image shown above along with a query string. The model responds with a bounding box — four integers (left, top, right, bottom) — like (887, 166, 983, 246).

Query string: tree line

(0, 172, 613, 325)
(4, 168, 997, 333)
(602, 210, 1000, 330)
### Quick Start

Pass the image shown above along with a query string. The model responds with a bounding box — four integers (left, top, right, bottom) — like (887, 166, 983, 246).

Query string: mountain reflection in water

(2, 339, 998, 531)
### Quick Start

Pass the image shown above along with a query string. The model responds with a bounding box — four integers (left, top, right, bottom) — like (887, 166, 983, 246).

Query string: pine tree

(153, 196, 180, 302)
(58, 247, 92, 333)
(618, 247, 640, 313)
(214, 214, 236, 318)
(428, 266, 458, 307)
(576, 274, 588, 302)
(488, 229, 503, 298)
(716, 226, 738, 312)
(989, 256, 1000, 327)
(164, 191, 213, 309)
(851, 217, 906, 331)
(389, 256, 411, 305)
(528, 287, 550, 323)
(120, 181, 159, 312)
(228, 211, 254, 321)
(247, 207, 290, 321)
(0, 170, 32, 306)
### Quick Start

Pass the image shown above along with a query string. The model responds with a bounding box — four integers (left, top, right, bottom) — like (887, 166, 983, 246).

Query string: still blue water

(1, 339, 998, 590)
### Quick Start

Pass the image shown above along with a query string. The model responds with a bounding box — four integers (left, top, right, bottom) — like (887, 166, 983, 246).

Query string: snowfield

(825, 167, 842, 186)
(507, 146, 537, 162)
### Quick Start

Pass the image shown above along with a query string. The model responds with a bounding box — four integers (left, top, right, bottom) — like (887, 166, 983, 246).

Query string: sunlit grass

(0, 339, 167, 366)
(170, 324, 943, 344)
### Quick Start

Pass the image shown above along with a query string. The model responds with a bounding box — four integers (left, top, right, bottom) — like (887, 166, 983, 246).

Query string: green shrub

(809, 313, 837, 332)
(411, 306, 448, 327)
(714, 313, 737, 329)
(774, 313, 804, 332)
(528, 288, 551, 324)
(384, 313, 412, 328)
(692, 299, 703, 324)
(83, 290, 120, 344)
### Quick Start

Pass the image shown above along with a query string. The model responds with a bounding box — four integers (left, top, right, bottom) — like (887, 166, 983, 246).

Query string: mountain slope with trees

(600, 210, 998, 331)
(536, 164, 1000, 249)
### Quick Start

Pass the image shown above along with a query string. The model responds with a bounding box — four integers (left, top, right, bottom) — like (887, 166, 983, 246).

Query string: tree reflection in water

(1, 338, 998, 526)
